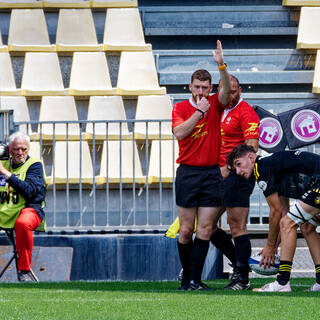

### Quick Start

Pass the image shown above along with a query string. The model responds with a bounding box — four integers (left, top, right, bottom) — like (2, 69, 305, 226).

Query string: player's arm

(259, 192, 282, 268)
(245, 138, 259, 153)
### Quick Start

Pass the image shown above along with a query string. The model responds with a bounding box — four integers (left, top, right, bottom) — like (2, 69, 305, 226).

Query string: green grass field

(0, 278, 318, 320)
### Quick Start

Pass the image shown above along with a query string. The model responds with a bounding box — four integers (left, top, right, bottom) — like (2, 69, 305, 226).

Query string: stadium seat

(0, 53, 21, 96)
(0, 32, 8, 52)
(43, 0, 90, 8)
(21, 53, 68, 96)
(96, 140, 145, 184)
(35, 96, 80, 141)
(8, 9, 55, 52)
(313, 50, 320, 93)
(283, 0, 320, 6)
(0, 0, 43, 8)
(84, 96, 131, 140)
(117, 51, 166, 95)
(91, 0, 137, 8)
(48, 141, 93, 184)
(134, 95, 173, 140)
(0, 96, 33, 134)
(69, 52, 116, 95)
(56, 9, 103, 51)
(103, 8, 151, 51)
(297, 7, 320, 49)
(148, 139, 178, 184)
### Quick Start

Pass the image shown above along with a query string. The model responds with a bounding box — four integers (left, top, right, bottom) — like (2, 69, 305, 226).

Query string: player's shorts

(300, 183, 320, 209)
(222, 170, 256, 207)
(175, 164, 223, 208)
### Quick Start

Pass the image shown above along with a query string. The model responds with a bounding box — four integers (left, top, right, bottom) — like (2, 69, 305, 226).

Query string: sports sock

(276, 260, 292, 285)
(190, 237, 209, 284)
(210, 228, 236, 266)
(177, 240, 193, 284)
(234, 234, 251, 281)
(315, 264, 320, 284)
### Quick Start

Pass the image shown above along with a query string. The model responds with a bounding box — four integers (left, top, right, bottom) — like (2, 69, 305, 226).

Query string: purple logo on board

(259, 117, 283, 148)
(291, 109, 320, 142)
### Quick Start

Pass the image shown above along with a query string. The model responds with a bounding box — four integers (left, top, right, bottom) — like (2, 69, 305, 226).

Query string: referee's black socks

(210, 228, 236, 267)
(191, 237, 209, 284)
(234, 234, 251, 281)
(177, 240, 193, 284)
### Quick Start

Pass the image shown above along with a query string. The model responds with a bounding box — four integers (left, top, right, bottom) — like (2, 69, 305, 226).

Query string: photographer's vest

(0, 157, 45, 229)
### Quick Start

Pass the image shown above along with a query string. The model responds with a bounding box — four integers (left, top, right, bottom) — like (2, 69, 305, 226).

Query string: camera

(0, 143, 9, 160)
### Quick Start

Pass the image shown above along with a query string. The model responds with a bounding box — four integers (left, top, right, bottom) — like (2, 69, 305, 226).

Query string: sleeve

(7, 162, 45, 201)
(172, 102, 185, 129)
(240, 104, 260, 141)
(210, 93, 224, 116)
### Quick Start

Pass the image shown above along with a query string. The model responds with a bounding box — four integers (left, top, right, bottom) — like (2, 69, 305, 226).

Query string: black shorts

(222, 170, 256, 207)
(300, 182, 320, 209)
(175, 164, 223, 208)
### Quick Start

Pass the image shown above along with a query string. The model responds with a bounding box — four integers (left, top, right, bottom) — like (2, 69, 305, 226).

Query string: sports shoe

(189, 281, 215, 291)
(306, 283, 320, 292)
(178, 283, 190, 291)
(17, 271, 37, 283)
(252, 280, 291, 292)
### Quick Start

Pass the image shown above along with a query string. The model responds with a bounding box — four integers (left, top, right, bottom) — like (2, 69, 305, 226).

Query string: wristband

(4, 172, 12, 180)
(218, 63, 227, 71)
(196, 108, 205, 118)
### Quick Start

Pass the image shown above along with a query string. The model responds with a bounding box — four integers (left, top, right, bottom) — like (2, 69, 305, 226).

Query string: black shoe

(189, 281, 215, 291)
(178, 283, 190, 291)
(224, 267, 241, 289)
(224, 274, 250, 291)
(18, 271, 37, 283)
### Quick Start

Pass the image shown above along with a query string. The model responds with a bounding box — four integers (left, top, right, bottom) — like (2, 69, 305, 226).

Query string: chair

(0, 96, 33, 135)
(0, 53, 21, 96)
(96, 140, 145, 184)
(43, 0, 90, 8)
(69, 52, 116, 95)
(313, 50, 320, 94)
(56, 9, 103, 51)
(84, 96, 131, 140)
(297, 7, 320, 49)
(283, 0, 320, 6)
(35, 96, 80, 141)
(91, 0, 137, 8)
(134, 95, 173, 140)
(21, 53, 68, 96)
(148, 139, 179, 184)
(48, 140, 93, 184)
(117, 51, 166, 95)
(0, 31, 8, 52)
(103, 8, 151, 51)
(0, 0, 43, 8)
(8, 9, 55, 52)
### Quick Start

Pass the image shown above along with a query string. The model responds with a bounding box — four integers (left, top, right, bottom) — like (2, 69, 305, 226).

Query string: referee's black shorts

(222, 169, 256, 207)
(175, 164, 223, 208)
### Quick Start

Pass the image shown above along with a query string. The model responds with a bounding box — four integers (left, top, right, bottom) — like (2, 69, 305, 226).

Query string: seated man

(0, 132, 46, 282)
(227, 144, 320, 292)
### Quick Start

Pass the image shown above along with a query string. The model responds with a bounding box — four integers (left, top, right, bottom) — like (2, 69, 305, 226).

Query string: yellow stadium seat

(104, 8, 151, 51)
(35, 96, 80, 141)
(43, 0, 90, 8)
(48, 141, 93, 184)
(148, 139, 179, 184)
(117, 51, 166, 95)
(56, 9, 103, 51)
(283, 0, 320, 6)
(0, 0, 43, 8)
(21, 53, 68, 96)
(0, 96, 33, 134)
(8, 9, 55, 52)
(69, 52, 116, 95)
(134, 95, 173, 140)
(297, 7, 320, 49)
(0, 53, 21, 95)
(84, 96, 131, 140)
(0, 32, 8, 52)
(91, 0, 137, 8)
(96, 140, 145, 184)
(313, 50, 320, 93)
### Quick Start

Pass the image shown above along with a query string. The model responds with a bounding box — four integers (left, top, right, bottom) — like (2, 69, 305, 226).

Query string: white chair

(96, 140, 145, 184)
(104, 8, 151, 51)
(69, 52, 116, 95)
(0, 0, 43, 8)
(56, 9, 103, 51)
(117, 51, 166, 95)
(8, 9, 55, 52)
(43, 0, 90, 8)
(91, 0, 137, 8)
(297, 7, 320, 49)
(85, 96, 131, 140)
(134, 95, 173, 140)
(313, 50, 320, 93)
(21, 53, 68, 96)
(0, 52, 21, 95)
(36, 96, 80, 141)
